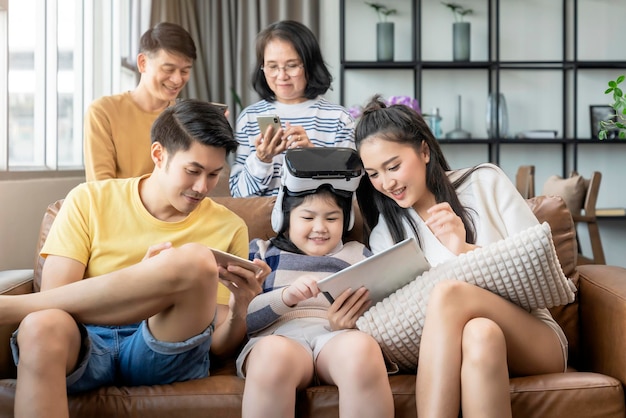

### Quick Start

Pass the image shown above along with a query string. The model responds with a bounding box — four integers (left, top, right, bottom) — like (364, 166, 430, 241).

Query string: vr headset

(271, 147, 364, 232)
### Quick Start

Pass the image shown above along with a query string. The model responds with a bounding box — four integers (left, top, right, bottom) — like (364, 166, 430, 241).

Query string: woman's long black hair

(354, 95, 477, 246)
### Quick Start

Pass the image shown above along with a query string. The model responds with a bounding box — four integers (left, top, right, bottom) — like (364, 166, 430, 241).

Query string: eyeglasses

(261, 63, 304, 77)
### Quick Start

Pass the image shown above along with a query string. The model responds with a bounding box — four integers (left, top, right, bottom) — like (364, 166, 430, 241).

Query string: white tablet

(317, 238, 431, 304)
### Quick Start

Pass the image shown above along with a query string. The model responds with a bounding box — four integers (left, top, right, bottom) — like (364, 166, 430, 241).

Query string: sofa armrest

(578, 265, 626, 388)
(0, 269, 34, 379)
(0, 270, 34, 295)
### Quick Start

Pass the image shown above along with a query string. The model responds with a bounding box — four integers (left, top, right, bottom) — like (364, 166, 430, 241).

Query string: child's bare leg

(316, 331, 393, 418)
(242, 336, 314, 418)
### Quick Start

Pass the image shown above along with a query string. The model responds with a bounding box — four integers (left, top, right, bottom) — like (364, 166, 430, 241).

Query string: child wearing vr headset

(237, 148, 393, 418)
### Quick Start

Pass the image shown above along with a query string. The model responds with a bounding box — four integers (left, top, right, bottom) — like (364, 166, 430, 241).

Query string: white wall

(319, 0, 626, 268)
(0, 176, 84, 270)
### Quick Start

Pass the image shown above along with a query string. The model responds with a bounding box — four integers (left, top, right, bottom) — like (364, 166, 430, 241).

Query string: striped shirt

(246, 239, 371, 337)
(229, 97, 356, 197)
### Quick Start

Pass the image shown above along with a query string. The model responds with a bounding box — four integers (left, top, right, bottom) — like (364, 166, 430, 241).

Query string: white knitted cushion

(356, 222, 576, 371)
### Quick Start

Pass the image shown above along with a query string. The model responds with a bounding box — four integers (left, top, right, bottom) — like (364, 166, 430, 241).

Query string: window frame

(0, 0, 8, 172)
(0, 0, 127, 179)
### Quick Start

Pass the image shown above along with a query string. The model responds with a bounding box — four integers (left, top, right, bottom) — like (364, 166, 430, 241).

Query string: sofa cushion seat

(0, 369, 622, 418)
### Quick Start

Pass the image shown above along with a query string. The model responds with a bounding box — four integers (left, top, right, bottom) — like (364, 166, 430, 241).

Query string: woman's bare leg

(242, 336, 314, 418)
(416, 281, 564, 418)
(316, 331, 394, 418)
(460, 318, 511, 417)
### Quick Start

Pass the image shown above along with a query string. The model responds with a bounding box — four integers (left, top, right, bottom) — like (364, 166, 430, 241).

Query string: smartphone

(257, 114, 282, 135)
(209, 102, 228, 113)
(211, 248, 263, 276)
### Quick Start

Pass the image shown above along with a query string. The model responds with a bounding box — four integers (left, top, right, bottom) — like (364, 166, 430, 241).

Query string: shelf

(339, 0, 626, 176)
(341, 61, 419, 70)
(437, 138, 494, 145)
(340, 61, 626, 70)
(499, 139, 572, 144)
(440, 138, 626, 145)
(596, 207, 626, 218)
(574, 139, 626, 144)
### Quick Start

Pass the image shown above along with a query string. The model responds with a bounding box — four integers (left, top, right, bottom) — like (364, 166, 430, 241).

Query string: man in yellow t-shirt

(4, 100, 269, 418)
(84, 22, 196, 181)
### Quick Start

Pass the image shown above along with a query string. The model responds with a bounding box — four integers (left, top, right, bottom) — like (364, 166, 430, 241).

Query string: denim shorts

(11, 320, 213, 394)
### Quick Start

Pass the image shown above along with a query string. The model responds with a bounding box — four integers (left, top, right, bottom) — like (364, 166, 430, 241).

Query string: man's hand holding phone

(212, 249, 270, 318)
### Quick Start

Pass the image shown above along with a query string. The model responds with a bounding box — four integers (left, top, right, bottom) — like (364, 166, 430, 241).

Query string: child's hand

(327, 287, 371, 331)
(282, 274, 320, 307)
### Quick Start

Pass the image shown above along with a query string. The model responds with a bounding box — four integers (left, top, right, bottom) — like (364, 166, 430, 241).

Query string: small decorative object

(427, 107, 443, 139)
(486, 92, 509, 138)
(366, 2, 397, 62)
(598, 75, 626, 140)
(349, 95, 420, 121)
(516, 130, 558, 139)
(590, 105, 618, 139)
(386, 95, 421, 113)
(446, 95, 471, 139)
(441, 2, 473, 61)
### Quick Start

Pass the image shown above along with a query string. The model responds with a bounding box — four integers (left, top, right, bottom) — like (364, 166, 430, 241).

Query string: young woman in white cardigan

(354, 96, 568, 418)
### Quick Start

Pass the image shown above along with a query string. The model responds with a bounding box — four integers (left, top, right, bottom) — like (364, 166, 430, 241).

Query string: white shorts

(236, 317, 349, 378)
(532, 308, 569, 372)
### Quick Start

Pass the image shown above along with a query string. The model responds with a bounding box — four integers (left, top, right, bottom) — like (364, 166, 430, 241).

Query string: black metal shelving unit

(338, 0, 626, 176)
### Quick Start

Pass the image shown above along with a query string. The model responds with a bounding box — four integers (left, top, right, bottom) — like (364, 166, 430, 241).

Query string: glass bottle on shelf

(428, 107, 442, 139)
(486, 93, 509, 138)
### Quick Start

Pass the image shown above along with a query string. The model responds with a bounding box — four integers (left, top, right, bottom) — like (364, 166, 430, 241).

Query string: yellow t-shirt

(83, 92, 163, 181)
(41, 176, 249, 305)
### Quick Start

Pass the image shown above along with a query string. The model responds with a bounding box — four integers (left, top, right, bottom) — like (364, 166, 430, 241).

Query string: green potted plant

(441, 2, 473, 22)
(365, 2, 397, 62)
(441, 2, 473, 61)
(599, 75, 626, 140)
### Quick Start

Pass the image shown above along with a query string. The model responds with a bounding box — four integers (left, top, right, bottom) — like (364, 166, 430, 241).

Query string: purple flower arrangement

(386, 95, 421, 114)
(348, 95, 421, 120)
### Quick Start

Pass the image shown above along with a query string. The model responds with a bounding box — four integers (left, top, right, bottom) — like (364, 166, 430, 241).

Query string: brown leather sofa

(0, 195, 625, 417)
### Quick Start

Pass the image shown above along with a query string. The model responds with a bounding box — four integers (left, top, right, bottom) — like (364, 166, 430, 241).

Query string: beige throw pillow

(542, 174, 587, 215)
(356, 222, 576, 371)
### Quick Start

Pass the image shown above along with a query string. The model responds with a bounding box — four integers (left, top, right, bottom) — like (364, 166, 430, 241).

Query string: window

(1, 0, 89, 171)
(1, 0, 130, 173)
